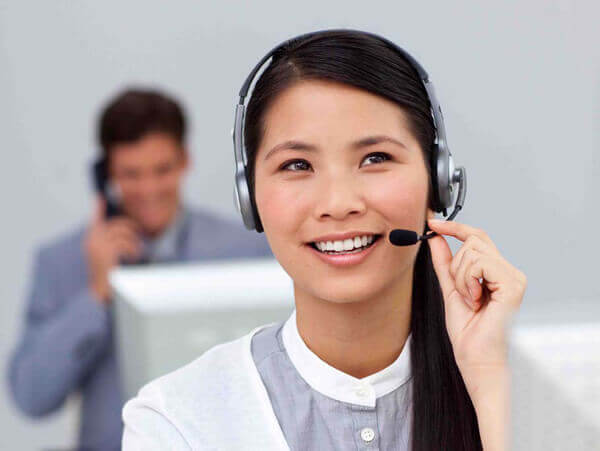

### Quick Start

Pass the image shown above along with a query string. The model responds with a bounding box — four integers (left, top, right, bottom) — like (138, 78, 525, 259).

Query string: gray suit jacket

(8, 207, 272, 450)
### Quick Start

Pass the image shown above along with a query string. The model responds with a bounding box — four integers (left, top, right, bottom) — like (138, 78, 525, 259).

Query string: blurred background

(1, 0, 598, 449)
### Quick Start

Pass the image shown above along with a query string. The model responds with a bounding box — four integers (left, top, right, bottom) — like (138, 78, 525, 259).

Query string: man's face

(108, 132, 188, 237)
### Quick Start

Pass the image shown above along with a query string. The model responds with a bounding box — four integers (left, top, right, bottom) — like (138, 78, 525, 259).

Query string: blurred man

(8, 88, 271, 450)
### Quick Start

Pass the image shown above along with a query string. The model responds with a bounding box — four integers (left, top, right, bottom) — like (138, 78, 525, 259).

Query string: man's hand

(84, 198, 141, 304)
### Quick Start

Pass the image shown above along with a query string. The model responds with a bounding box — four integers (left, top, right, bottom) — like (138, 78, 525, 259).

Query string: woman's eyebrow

(263, 135, 408, 161)
(351, 135, 410, 151)
(264, 140, 317, 160)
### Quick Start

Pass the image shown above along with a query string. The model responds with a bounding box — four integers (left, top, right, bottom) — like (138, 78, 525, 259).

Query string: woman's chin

(301, 278, 393, 306)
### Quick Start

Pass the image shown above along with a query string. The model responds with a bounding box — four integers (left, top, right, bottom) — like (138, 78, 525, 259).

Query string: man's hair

(98, 88, 186, 157)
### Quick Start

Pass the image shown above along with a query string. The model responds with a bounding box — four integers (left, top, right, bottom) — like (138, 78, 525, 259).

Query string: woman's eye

(281, 159, 312, 172)
(361, 152, 391, 167)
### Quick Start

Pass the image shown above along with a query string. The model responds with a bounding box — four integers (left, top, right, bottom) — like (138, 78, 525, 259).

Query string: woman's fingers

(453, 249, 484, 309)
(427, 232, 455, 300)
(428, 219, 498, 250)
(429, 224, 491, 306)
(449, 235, 500, 280)
(461, 252, 526, 311)
(428, 219, 527, 315)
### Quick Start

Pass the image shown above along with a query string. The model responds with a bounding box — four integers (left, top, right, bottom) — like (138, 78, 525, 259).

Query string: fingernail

(428, 218, 443, 224)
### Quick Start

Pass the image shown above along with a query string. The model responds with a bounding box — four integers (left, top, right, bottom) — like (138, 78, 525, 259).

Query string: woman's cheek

(256, 178, 311, 238)
(364, 171, 429, 230)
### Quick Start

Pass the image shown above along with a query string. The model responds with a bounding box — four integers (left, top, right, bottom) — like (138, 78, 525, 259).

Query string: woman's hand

(426, 218, 527, 372)
(427, 219, 526, 450)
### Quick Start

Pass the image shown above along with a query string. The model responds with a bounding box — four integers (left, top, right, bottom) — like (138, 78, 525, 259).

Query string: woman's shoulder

(129, 329, 257, 406)
(121, 323, 291, 449)
(122, 327, 263, 448)
(122, 323, 291, 449)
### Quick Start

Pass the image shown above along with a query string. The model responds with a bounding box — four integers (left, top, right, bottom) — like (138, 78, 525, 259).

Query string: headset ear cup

(245, 167, 264, 233)
(429, 144, 443, 213)
(235, 166, 261, 232)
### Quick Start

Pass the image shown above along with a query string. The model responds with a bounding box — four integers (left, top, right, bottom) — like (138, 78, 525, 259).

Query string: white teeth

(314, 235, 377, 253)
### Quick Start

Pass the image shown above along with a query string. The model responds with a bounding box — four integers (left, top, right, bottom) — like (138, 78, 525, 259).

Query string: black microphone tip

(388, 229, 420, 246)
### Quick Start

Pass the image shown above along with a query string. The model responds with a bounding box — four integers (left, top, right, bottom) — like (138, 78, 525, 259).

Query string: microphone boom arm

(388, 166, 467, 246)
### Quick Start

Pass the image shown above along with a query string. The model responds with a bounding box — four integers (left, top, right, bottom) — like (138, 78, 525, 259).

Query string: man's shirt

(8, 206, 272, 450)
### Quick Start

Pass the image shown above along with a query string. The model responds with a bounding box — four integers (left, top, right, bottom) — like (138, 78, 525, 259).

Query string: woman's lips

(305, 236, 381, 267)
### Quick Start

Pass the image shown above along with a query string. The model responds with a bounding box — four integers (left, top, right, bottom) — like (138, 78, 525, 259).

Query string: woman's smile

(253, 80, 430, 303)
(305, 231, 384, 267)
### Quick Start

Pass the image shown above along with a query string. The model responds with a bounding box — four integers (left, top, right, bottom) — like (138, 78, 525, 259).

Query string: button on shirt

(251, 310, 413, 451)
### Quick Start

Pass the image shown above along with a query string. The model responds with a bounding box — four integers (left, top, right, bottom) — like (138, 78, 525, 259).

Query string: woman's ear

(423, 208, 436, 233)
(426, 207, 436, 221)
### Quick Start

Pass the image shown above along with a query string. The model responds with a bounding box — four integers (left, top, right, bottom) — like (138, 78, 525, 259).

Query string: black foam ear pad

(245, 167, 264, 233)
(429, 144, 443, 214)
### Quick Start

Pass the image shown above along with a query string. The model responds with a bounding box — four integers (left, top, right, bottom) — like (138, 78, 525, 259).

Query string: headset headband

(233, 29, 465, 232)
(237, 30, 446, 146)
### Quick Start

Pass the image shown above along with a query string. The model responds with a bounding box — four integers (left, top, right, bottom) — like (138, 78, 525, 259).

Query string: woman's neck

(294, 272, 413, 379)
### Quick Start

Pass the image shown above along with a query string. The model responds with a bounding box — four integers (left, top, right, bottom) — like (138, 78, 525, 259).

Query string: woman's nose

(313, 174, 367, 221)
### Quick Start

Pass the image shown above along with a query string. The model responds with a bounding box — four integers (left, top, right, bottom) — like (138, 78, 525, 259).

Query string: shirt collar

(139, 207, 188, 263)
(282, 309, 411, 408)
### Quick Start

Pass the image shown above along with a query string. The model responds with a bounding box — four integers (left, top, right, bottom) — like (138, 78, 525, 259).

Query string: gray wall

(1, 1, 598, 449)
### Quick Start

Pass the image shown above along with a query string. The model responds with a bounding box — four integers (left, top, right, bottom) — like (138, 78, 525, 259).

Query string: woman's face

(254, 80, 434, 304)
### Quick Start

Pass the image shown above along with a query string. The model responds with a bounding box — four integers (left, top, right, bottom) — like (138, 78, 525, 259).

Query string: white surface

(109, 258, 293, 312)
(512, 322, 600, 425)
(510, 321, 600, 449)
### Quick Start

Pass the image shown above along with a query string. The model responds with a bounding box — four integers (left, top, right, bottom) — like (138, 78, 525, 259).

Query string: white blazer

(122, 324, 289, 450)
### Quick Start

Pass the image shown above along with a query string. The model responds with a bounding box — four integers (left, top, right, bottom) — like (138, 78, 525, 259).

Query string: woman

(123, 30, 526, 451)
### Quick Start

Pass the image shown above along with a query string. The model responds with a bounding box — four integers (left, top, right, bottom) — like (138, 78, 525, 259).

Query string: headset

(233, 29, 466, 236)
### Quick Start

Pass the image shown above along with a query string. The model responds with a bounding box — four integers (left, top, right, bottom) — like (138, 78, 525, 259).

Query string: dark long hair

(243, 30, 482, 451)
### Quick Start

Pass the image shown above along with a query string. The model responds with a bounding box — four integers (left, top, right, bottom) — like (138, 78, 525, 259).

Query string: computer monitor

(110, 257, 294, 401)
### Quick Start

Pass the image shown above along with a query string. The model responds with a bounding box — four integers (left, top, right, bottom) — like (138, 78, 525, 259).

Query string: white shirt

(122, 311, 412, 450)
(282, 309, 412, 407)
(122, 324, 289, 450)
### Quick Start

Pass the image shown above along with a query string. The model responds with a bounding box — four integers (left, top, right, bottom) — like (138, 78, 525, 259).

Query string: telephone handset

(91, 158, 122, 219)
